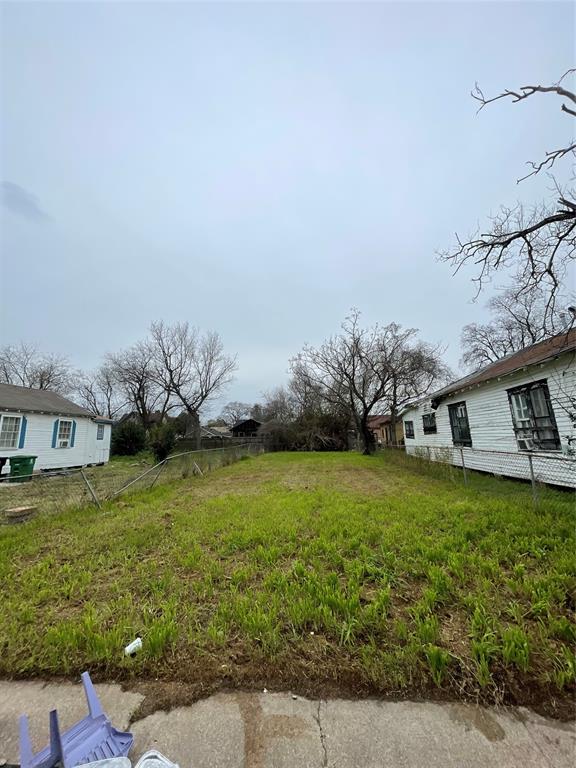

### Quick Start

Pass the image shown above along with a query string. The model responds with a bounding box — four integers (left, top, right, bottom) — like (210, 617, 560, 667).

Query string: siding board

(403, 357, 576, 488)
(0, 414, 111, 474)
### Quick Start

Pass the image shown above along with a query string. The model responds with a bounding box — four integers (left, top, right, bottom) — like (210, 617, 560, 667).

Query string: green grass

(0, 451, 574, 711)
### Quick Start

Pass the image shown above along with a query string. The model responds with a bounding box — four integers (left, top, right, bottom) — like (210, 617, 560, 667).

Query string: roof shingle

(0, 382, 96, 418)
(432, 328, 576, 404)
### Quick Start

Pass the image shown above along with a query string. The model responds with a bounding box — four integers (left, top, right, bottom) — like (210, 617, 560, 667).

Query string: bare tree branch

(444, 71, 576, 322)
(0, 342, 75, 394)
(149, 321, 236, 448)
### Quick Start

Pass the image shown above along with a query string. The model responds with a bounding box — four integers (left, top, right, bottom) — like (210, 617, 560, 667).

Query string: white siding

(402, 356, 576, 488)
(0, 413, 111, 474)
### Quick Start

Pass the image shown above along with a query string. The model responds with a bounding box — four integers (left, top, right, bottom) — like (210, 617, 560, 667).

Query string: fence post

(527, 454, 539, 507)
(80, 469, 101, 508)
(426, 446, 431, 463)
(460, 448, 468, 485)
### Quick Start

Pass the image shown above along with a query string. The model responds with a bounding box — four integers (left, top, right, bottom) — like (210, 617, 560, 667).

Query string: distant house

(401, 329, 576, 488)
(231, 418, 262, 438)
(367, 414, 404, 446)
(0, 382, 112, 473)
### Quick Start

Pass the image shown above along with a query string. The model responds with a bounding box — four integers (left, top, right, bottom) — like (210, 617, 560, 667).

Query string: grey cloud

(1, 181, 49, 220)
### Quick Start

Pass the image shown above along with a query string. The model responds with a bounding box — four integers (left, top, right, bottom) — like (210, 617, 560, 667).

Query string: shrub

(111, 420, 147, 456)
(149, 422, 177, 462)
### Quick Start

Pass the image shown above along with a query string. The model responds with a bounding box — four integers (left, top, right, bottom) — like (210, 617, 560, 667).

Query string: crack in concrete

(315, 700, 328, 768)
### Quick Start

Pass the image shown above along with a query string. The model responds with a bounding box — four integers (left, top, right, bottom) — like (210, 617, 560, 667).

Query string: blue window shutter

(70, 420, 77, 447)
(52, 419, 59, 448)
(18, 416, 27, 449)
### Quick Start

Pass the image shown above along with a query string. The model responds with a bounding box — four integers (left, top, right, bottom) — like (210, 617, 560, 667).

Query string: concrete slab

(0, 679, 144, 765)
(321, 698, 575, 768)
(130, 693, 244, 768)
(0, 681, 574, 768)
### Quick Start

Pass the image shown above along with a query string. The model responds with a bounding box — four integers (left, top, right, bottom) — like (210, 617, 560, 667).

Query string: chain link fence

(0, 443, 264, 523)
(384, 444, 575, 508)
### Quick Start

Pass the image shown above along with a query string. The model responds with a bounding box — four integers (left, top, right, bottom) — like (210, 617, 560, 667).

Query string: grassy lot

(0, 446, 255, 516)
(0, 451, 574, 715)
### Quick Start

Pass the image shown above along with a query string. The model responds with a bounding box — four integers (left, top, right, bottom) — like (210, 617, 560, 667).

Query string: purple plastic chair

(19, 671, 133, 768)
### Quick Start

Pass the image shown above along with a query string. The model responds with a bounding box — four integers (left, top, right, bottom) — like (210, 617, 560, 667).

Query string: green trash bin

(9, 455, 37, 483)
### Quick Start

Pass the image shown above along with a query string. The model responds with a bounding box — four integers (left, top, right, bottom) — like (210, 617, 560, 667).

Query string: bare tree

(0, 342, 75, 394)
(383, 330, 452, 443)
(257, 387, 298, 423)
(292, 312, 451, 454)
(460, 287, 568, 370)
(149, 321, 237, 447)
(441, 70, 576, 324)
(289, 313, 387, 453)
(76, 363, 128, 419)
(219, 401, 252, 426)
(106, 342, 170, 430)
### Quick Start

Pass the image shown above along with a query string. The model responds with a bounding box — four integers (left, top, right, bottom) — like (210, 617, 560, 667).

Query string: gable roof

(0, 382, 96, 418)
(430, 328, 576, 406)
(231, 418, 262, 430)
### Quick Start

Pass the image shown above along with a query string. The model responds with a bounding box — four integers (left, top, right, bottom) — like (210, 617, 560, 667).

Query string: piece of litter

(263, 688, 268, 693)
(310, 631, 315, 635)
(292, 694, 298, 700)
(124, 637, 142, 657)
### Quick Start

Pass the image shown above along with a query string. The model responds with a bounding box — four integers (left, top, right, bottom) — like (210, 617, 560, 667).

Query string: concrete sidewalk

(0, 680, 574, 768)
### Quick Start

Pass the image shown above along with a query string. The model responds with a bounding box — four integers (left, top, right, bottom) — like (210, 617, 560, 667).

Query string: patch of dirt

(114, 654, 576, 723)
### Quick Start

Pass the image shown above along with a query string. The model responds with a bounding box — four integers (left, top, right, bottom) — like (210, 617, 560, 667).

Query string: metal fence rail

(0, 442, 264, 521)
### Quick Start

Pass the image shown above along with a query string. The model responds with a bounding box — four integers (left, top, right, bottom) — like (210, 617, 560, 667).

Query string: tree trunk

(390, 379, 398, 447)
(185, 410, 201, 449)
(359, 416, 376, 455)
(390, 408, 397, 447)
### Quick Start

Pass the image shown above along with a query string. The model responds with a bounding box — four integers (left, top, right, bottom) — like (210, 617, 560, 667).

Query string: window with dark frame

(448, 402, 472, 447)
(97, 424, 105, 440)
(507, 379, 561, 451)
(422, 413, 437, 434)
(404, 420, 415, 439)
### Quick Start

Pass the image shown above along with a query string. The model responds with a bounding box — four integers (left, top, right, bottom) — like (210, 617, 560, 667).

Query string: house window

(507, 380, 560, 451)
(404, 420, 415, 439)
(422, 413, 437, 434)
(97, 424, 105, 440)
(448, 402, 472, 447)
(0, 415, 22, 449)
(57, 419, 73, 448)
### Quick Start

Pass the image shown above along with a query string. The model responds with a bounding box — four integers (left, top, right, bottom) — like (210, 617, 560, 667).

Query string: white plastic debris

(80, 760, 131, 768)
(135, 750, 179, 768)
(124, 637, 142, 657)
(263, 688, 268, 693)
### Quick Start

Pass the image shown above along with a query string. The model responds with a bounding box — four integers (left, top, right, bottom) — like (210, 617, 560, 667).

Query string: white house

(0, 382, 113, 474)
(401, 329, 576, 489)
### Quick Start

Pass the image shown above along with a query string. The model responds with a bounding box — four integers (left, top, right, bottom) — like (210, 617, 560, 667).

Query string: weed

(424, 645, 451, 686)
(501, 627, 530, 671)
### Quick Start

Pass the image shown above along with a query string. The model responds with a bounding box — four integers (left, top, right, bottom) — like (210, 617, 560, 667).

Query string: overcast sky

(1, 1, 574, 413)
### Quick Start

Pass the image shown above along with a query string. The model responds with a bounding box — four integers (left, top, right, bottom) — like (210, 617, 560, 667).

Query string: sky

(1, 1, 574, 414)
